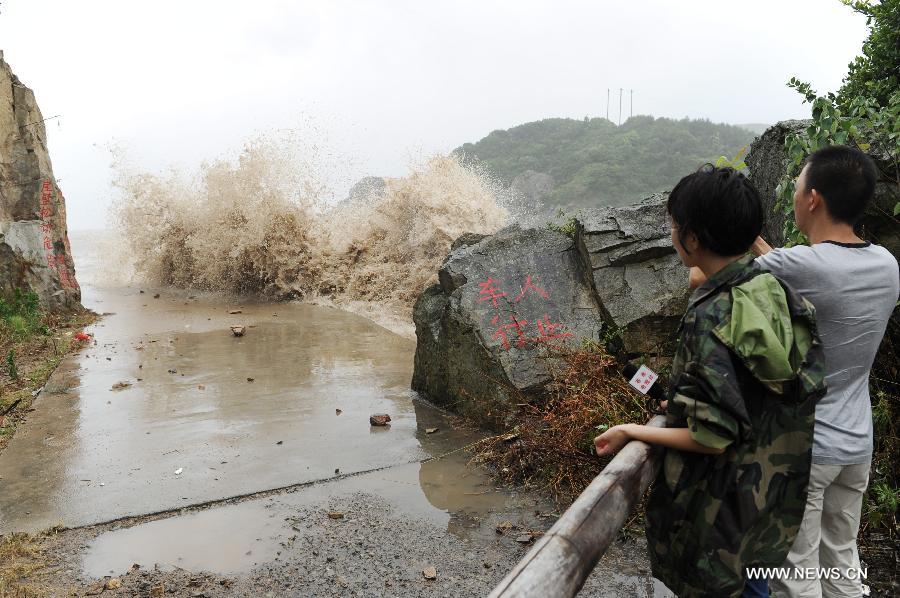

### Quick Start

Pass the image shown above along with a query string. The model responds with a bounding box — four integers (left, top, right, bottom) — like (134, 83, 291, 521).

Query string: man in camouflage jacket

(645, 253, 826, 597)
(595, 166, 827, 597)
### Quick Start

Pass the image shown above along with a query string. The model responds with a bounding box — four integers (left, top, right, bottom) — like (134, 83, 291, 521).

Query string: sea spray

(111, 134, 512, 332)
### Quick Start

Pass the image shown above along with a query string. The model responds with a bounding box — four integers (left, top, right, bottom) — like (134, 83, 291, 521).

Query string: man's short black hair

(803, 145, 877, 225)
(667, 165, 763, 257)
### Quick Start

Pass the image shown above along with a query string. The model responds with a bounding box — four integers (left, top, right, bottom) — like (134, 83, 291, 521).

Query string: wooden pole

(488, 415, 665, 598)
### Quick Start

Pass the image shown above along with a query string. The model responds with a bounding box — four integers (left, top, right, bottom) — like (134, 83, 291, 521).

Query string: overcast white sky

(1, 0, 868, 230)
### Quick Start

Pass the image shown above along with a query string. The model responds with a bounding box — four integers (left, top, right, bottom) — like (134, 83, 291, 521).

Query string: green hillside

(455, 116, 758, 212)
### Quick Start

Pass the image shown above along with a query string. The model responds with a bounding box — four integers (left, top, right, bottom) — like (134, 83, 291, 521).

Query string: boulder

(575, 195, 690, 354)
(412, 225, 604, 428)
(0, 51, 81, 312)
(412, 196, 693, 426)
(746, 120, 807, 246)
(747, 119, 900, 257)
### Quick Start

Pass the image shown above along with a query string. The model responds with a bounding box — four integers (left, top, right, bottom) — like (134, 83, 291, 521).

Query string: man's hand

(594, 424, 634, 456)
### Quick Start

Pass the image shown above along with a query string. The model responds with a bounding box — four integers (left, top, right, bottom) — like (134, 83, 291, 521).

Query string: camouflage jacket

(646, 254, 827, 598)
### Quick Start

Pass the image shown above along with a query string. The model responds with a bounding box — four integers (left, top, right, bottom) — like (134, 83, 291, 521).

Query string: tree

(836, 0, 900, 109)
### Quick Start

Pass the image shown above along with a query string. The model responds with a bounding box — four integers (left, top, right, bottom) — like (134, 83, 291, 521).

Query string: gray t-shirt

(755, 241, 899, 465)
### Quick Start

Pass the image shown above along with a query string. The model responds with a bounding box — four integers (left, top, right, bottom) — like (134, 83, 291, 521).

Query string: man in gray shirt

(691, 145, 898, 597)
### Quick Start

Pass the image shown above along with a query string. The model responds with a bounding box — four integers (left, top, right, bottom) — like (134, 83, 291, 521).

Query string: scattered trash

(335, 408, 342, 415)
(174, 468, 183, 475)
(369, 413, 391, 426)
(106, 578, 122, 590)
(327, 511, 344, 519)
(423, 566, 437, 580)
(230, 325, 246, 337)
(228, 309, 242, 314)
(516, 534, 534, 544)
(425, 427, 439, 434)
(111, 381, 131, 391)
(74, 332, 92, 342)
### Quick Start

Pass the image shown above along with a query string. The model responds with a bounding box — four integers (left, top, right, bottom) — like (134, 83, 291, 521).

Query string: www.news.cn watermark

(746, 567, 868, 581)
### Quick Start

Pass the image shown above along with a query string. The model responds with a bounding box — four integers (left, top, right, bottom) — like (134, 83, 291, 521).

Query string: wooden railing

(488, 415, 666, 598)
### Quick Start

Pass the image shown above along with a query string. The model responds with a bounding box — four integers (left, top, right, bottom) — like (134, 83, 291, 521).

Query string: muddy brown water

(0, 232, 668, 595)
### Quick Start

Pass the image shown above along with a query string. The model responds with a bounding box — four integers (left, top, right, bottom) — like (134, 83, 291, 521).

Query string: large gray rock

(747, 120, 900, 257)
(575, 195, 690, 354)
(412, 225, 604, 428)
(412, 197, 692, 427)
(0, 51, 81, 311)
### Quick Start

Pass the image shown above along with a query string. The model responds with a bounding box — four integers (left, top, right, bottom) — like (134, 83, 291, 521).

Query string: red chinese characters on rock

(490, 314, 529, 350)
(478, 277, 507, 308)
(478, 274, 573, 351)
(37, 179, 78, 289)
(513, 275, 549, 302)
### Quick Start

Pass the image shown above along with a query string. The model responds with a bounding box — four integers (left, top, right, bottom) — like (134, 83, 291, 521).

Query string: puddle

(82, 451, 537, 577)
(83, 500, 283, 576)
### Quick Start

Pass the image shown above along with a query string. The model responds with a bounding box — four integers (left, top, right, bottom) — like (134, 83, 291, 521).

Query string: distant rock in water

(0, 51, 81, 312)
(412, 195, 689, 428)
(510, 170, 554, 207)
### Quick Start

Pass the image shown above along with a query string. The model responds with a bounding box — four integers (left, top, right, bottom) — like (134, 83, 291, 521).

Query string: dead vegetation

(0, 530, 58, 597)
(471, 342, 651, 506)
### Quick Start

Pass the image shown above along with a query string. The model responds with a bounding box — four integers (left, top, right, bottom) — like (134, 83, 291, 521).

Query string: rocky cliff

(0, 52, 80, 311)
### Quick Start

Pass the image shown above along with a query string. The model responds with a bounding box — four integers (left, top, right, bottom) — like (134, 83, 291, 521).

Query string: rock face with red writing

(575, 194, 690, 354)
(0, 52, 81, 312)
(413, 225, 604, 428)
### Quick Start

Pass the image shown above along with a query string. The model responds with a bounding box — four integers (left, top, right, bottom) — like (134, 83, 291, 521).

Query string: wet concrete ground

(0, 232, 671, 596)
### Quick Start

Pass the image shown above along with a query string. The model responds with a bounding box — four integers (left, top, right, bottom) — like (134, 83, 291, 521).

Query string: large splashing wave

(110, 133, 512, 333)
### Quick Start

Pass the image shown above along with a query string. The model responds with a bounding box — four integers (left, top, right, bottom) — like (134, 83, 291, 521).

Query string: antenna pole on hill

(618, 88, 623, 125)
(606, 88, 610, 121)
(630, 89, 633, 118)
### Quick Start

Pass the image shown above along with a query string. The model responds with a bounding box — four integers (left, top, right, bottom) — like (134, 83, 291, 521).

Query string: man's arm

(688, 235, 774, 289)
(750, 236, 774, 256)
(594, 423, 726, 456)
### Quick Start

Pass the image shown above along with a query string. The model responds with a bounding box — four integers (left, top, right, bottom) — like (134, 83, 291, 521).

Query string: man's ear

(685, 231, 701, 254)
(808, 188, 824, 213)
